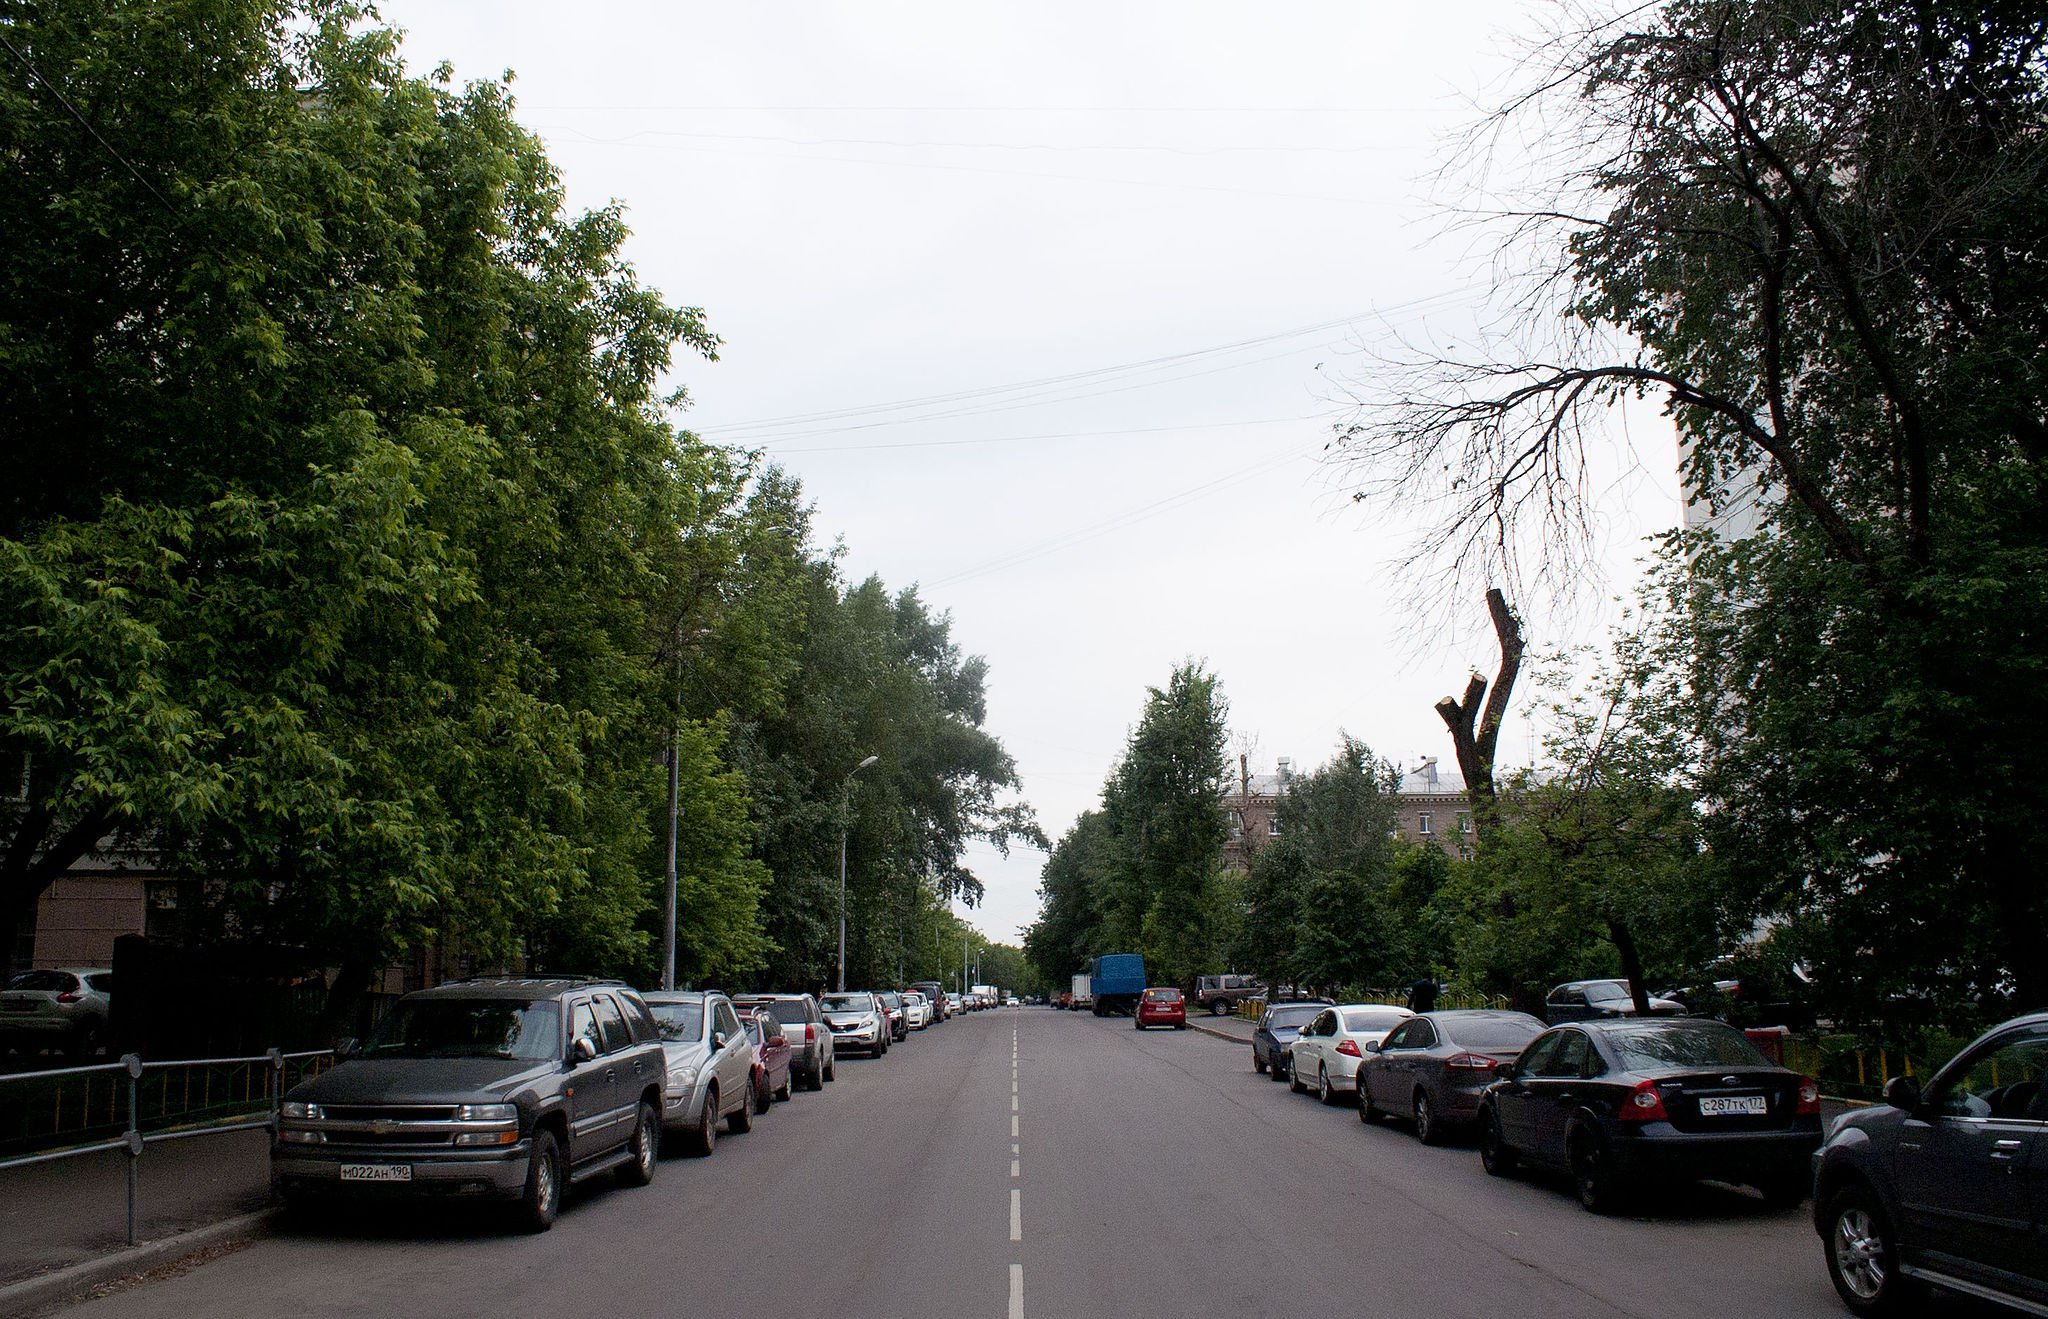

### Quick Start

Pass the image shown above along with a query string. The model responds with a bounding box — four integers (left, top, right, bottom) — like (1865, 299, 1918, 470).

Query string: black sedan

(1359, 1009, 1547, 1142)
(1251, 1000, 1332, 1081)
(1475, 1018, 1823, 1212)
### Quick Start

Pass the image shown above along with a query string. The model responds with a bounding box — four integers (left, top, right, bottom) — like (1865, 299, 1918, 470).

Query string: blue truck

(1088, 954, 1146, 1016)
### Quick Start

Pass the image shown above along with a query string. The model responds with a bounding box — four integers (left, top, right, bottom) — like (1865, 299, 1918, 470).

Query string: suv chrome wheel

(618, 1101, 658, 1187)
(1824, 1187, 1916, 1314)
(1833, 1206, 1886, 1301)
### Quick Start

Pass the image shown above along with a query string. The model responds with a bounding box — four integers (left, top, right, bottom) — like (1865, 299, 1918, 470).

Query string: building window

(1228, 810, 1244, 839)
(1458, 844, 1474, 861)
(1418, 812, 1433, 835)
(145, 881, 184, 940)
(1267, 815, 1282, 836)
(1457, 812, 1472, 834)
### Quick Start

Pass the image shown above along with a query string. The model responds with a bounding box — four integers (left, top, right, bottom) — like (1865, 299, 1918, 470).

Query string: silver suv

(735, 994, 836, 1090)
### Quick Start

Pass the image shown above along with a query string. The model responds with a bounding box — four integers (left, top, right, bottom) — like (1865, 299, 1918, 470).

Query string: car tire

(824, 1057, 836, 1083)
(1823, 1183, 1919, 1315)
(729, 1081, 756, 1134)
(1360, 1084, 1383, 1124)
(1268, 1054, 1288, 1083)
(776, 1072, 793, 1102)
(1289, 1061, 1307, 1094)
(1253, 1051, 1267, 1075)
(70, 1020, 103, 1059)
(1317, 1064, 1338, 1106)
(1413, 1091, 1442, 1145)
(690, 1090, 718, 1157)
(518, 1129, 563, 1232)
(1757, 1170, 1808, 1209)
(1134, 1018, 1144, 1030)
(617, 1101, 659, 1188)
(1211, 1001, 1227, 1016)
(1478, 1108, 1518, 1177)
(754, 1074, 773, 1114)
(1570, 1130, 1627, 1214)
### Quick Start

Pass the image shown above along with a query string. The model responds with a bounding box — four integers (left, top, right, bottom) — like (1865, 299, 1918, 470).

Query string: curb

(1185, 1018, 1250, 1045)
(0, 1208, 278, 1316)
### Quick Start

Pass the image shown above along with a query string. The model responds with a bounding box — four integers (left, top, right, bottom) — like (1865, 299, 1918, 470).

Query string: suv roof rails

(437, 975, 629, 989)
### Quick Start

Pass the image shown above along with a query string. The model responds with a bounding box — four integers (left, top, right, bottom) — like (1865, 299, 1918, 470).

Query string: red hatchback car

(1135, 987, 1187, 1030)
(742, 1008, 794, 1110)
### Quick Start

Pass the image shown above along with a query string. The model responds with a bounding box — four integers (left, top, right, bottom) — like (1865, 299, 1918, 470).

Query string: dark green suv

(273, 977, 667, 1230)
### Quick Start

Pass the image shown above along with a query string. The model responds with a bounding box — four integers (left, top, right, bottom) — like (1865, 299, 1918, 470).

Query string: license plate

(1698, 1095, 1767, 1116)
(339, 1164, 413, 1182)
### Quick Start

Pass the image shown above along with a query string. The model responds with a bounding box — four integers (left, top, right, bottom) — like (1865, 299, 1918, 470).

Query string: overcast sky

(390, 1, 1679, 948)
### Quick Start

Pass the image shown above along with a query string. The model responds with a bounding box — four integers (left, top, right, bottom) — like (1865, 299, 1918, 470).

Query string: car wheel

(1317, 1064, 1338, 1106)
(1413, 1091, 1442, 1145)
(824, 1057, 835, 1082)
(776, 1072, 793, 1102)
(754, 1073, 773, 1114)
(1253, 1051, 1267, 1075)
(729, 1081, 756, 1134)
(518, 1129, 563, 1231)
(1478, 1108, 1518, 1177)
(690, 1090, 718, 1156)
(1360, 1084, 1383, 1125)
(70, 1020, 103, 1059)
(1289, 1060, 1307, 1094)
(617, 1101, 659, 1187)
(1211, 1001, 1227, 1016)
(1824, 1184, 1919, 1315)
(1570, 1131, 1626, 1214)
(1268, 1054, 1288, 1083)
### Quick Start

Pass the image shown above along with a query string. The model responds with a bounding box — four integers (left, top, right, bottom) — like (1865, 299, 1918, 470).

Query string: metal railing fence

(0, 1049, 332, 1245)
(1236, 987, 1511, 1020)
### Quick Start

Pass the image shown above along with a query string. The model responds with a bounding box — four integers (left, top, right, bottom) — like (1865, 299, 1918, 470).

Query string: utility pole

(661, 726, 680, 990)
(836, 754, 879, 992)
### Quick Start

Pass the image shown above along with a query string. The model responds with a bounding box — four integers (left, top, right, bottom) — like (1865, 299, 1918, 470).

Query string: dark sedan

(1251, 1000, 1332, 1081)
(1476, 1018, 1823, 1212)
(1544, 978, 1686, 1025)
(1359, 1009, 1547, 1142)
(1812, 1011, 2048, 1316)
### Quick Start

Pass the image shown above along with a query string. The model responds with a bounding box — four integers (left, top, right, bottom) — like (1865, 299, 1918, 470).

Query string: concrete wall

(32, 874, 145, 969)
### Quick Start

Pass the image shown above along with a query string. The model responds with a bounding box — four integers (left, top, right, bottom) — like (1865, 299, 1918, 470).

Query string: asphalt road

(55, 1008, 1990, 1319)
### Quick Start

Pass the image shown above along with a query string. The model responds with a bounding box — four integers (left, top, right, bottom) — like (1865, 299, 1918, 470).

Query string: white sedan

(902, 992, 933, 1029)
(1286, 1004, 1415, 1106)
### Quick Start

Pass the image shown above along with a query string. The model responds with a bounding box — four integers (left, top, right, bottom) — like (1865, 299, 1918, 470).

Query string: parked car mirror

(1363, 1040, 1382, 1053)
(711, 1030, 726, 1050)
(570, 1036, 597, 1065)
(335, 1036, 359, 1059)
(1884, 1075, 1922, 1113)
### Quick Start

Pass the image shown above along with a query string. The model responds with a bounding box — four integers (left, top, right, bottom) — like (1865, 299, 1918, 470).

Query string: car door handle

(604, 1067, 617, 1082)
(1992, 1139, 2024, 1160)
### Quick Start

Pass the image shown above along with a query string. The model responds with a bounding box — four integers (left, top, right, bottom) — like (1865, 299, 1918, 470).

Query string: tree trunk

(1433, 588, 1525, 840)
(1608, 918, 1653, 1016)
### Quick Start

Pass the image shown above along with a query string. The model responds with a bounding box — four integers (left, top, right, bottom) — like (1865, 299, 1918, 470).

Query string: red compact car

(1135, 987, 1187, 1030)
(743, 1008, 794, 1110)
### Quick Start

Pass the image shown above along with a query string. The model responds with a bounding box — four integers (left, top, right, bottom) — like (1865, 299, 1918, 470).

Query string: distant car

(644, 991, 760, 1154)
(1359, 1009, 1547, 1142)
(946, 993, 965, 1015)
(911, 980, 949, 1021)
(733, 994, 835, 1090)
(0, 967, 112, 1057)
(1195, 973, 1264, 1016)
(1544, 979, 1686, 1025)
(1286, 1004, 1414, 1105)
(876, 991, 910, 1041)
(822, 992, 888, 1056)
(1477, 1017, 1822, 1213)
(1005, 995, 1020, 1007)
(1812, 1011, 2048, 1315)
(901, 991, 933, 1030)
(1251, 1000, 1332, 1080)
(1134, 987, 1186, 1030)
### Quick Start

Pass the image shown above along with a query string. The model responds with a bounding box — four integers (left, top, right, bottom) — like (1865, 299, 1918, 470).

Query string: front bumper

(273, 1142, 531, 1200)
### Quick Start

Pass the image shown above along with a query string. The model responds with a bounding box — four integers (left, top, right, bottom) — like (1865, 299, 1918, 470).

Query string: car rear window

(1608, 1022, 1770, 1071)
(7, 970, 78, 992)
(1145, 990, 1181, 1001)
(1343, 1008, 1410, 1033)
(1267, 1005, 1321, 1028)
(1441, 1016, 1543, 1048)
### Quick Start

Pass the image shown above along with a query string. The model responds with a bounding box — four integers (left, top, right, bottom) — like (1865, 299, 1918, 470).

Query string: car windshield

(365, 999, 561, 1061)
(822, 995, 869, 1014)
(1268, 1006, 1321, 1028)
(1343, 1009, 1409, 1033)
(1442, 1016, 1543, 1048)
(648, 1002, 705, 1041)
(1583, 981, 1630, 1002)
(1608, 1022, 1770, 1070)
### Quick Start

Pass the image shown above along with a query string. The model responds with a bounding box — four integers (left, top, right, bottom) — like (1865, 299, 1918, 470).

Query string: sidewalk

(0, 1128, 273, 1286)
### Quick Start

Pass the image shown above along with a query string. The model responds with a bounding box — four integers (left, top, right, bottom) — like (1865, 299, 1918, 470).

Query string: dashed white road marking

(1011, 1094, 1019, 1111)
(1011, 1115, 1018, 1137)
(1009, 1188, 1022, 1241)
(1010, 1158, 1020, 1178)
(1009, 1263, 1024, 1319)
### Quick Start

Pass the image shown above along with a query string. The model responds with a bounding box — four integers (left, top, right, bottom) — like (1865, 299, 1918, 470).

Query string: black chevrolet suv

(274, 977, 667, 1231)
(1812, 1010, 2048, 1314)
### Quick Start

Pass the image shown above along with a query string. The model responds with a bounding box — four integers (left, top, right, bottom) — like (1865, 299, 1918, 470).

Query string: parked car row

(271, 975, 957, 1231)
(1253, 1001, 2048, 1316)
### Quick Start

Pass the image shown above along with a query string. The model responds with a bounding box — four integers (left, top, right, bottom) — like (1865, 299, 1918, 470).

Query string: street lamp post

(660, 726, 681, 990)
(836, 754, 880, 992)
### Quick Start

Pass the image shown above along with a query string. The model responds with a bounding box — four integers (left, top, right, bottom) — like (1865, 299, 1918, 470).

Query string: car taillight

(1796, 1076, 1821, 1115)
(1618, 1079, 1669, 1122)
(55, 992, 82, 1004)
(1335, 1040, 1362, 1058)
(804, 1023, 816, 1042)
(1444, 1053, 1498, 1072)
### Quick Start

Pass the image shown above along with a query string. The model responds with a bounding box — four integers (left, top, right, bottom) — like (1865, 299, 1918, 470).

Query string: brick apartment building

(1221, 754, 1473, 871)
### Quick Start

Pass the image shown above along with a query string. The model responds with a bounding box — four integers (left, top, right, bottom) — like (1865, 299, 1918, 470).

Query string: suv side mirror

(570, 1036, 598, 1065)
(335, 1036, 359, 1059)
(1884, 1075, 1922, 1113)
(711, 1030, 726, 1050)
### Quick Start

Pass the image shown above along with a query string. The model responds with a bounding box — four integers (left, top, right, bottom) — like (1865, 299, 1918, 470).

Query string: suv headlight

(280, 1101, 323, 1121)
(668, 1064, 699, 1086)
(454, 1103, 517, 1123)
